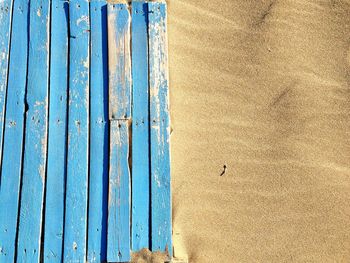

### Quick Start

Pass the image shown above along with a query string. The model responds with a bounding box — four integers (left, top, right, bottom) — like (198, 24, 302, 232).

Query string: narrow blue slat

(108, 120, 131, 262)
(0, 0, 28, 261)
(43, 0, 69, 262)
(148, 2, 172, 258)
(107, 3, 131, 120)
(0, 0, 13, 167)
(107, 3, 131, 262)
(88, 0, 108, 262)
(63, 0, 90, 262)
(131, 0, 150, 251)
(16, 0, 50, 262)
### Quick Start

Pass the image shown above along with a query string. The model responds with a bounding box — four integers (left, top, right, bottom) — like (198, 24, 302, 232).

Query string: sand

(168, 0, 350, 262)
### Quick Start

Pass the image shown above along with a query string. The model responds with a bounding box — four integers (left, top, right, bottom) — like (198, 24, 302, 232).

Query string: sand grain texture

(168, 0, 350, 262)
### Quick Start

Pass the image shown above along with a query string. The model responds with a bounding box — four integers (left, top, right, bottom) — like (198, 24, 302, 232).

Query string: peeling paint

(149, 13, 169, 143)
(39, 164, 45, 183)
(76, 15, 88, 26)
(40, 133, 47, 185)
(148, 3, 172, 255)
(108, 5, 131, 121)
(64, 2, 90, 260)
(108, 119, 130, 261)
(83, 57, 89, 69)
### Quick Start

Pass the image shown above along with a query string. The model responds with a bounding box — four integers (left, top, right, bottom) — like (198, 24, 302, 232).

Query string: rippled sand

(169, 1, 350, 262)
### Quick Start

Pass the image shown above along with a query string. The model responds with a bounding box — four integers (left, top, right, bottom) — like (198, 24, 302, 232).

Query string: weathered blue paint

(107, 4, 131, 262)
(0, 0, 13, 170)
(43, 0, 69, 262)
(1, 1, 172, 261)
(108, 120, 131, 263)
(0, 0, 28, 261)
(148, 2, 172, 258)
(88, 0, 109, 262)
(107, 3, 131, 121)
(16, 0, 50, 262)
(63, 0, 90, 262)
(131, 0, 150, 251)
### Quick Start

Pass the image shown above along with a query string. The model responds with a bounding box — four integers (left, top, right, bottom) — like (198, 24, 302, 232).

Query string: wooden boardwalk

(0, 1, 171, 262)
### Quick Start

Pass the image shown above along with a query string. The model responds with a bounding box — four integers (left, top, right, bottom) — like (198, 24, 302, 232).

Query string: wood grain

(0, 0, 13, 170)
(107, 3, 131, 262)
(16, 0, 50, 261)
(0, 0, 28, 261)
(88, 0, 109, 262)
(108, 120, 131, 263)
(148, 1, 172, 258)
(107, 2, 131, 121)
(131, 1, 151, 251)
(63, 0, 89, 262)
(43, 0, 69, 261)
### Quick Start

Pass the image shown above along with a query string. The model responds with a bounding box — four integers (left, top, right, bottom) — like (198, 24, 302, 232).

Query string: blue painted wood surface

(0, 0, 13, 168)
(43, 0, 69, 262)
(108, 120, 131, 263)
(63, 0, 90, 262)
(16, 0, 50, 261)
(148, 2, 172, 258)
(107, 3, 131, 121)
(88, 0, 108, 262)
(131, 0, 150, 252)
(107, 3, 131, 262)
(0, 0, 28, 261)
(0, 1, 172, 260)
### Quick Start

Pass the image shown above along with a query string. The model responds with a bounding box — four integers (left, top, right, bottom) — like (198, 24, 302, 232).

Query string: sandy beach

(168, 0, 350, 262)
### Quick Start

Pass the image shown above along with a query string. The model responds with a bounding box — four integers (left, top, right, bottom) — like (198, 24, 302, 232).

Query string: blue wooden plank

(88, 0, 108, 262)
(107, 3, 131, 262)
(0, 0, 28, 261)
(63, 0, 90, 262)
(0, 0, 13, 169)
(107, 120, 131, 262)
(16, 0, 50, 262)
(43, 0, 69, 262)
(131, 0, 150, 252)
(148, 2, 172, 258)
(107, 3, 131, 121)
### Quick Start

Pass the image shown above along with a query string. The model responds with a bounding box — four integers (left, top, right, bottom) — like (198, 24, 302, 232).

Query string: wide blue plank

(63, 0, 90, 262)
(107, 3, 131, 121)
(0, 0, 13, 167)
(43, 0, 69, 262)
(88, 0, 108, 262)
(16, 0, 50, 262)
(107, 120, 131, 262)
(148, 2, 172, 258)
(131, 0, 150, 252)
(0, 0, 28, 261)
